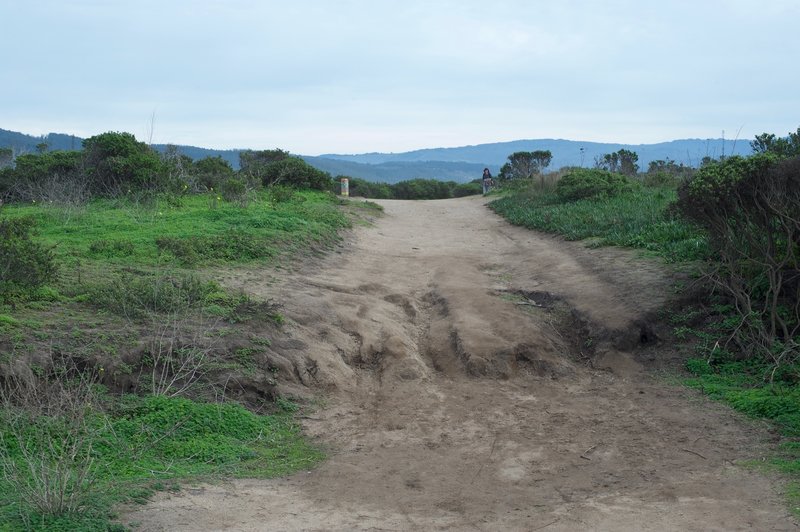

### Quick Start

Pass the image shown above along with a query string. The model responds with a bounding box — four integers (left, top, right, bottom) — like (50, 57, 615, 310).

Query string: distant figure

(482, 168, 494, 195)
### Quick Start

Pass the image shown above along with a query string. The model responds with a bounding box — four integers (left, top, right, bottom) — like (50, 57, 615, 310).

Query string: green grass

(684, 355, 800, 515)
(0, 394, 323, 530)
(684, 358, 800, 436)
(3, 190, 349, 268)
(489, 185, 708, 262)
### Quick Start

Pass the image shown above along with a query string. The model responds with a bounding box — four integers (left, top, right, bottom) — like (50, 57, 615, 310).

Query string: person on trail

(482, 168, 494, 195)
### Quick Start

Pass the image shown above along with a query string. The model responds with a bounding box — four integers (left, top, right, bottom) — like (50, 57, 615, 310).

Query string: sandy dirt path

(124, 196, 796, 531)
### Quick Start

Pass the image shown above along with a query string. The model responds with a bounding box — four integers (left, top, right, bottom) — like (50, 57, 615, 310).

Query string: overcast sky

(2, 0, 798, 155)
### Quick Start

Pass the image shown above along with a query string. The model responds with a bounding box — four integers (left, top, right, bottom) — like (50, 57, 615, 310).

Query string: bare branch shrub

(0, 358, 105, 519)
(143, 310, 221, 397)
(14, 173, 91, 223)
(88, 271, 223, 397)
(678, 155, 800, 371)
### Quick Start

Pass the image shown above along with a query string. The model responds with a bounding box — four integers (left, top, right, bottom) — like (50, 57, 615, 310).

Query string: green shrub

(555, 168, 634, 201)
(10, 150, 83, 183)
(86, 273, 218, 317)
(220, 177, 248, 204)
(348, 177, 392, 199)
(261, 157, 332, 191)
(193, 156, 234, 191)
(267, 185, 298, 203)
(88, 239, 135, 258)
(82, 132, 164, 196)
(452, 182, 483, 197)
(0, 217, 58, 301)
(154, 236, 199, 264)
(156, 231, 277, 265)
(391, 179, 453, 200)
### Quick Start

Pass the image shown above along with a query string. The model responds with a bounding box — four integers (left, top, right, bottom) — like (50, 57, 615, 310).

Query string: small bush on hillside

(0, 217, 58, 301)
(261, 157, 332, 191)
(7, 151, 89, 208)
(220, 177, 248, 205)
(267, 185, 299, 203)
(86, 273, 218, 318)
(156, 231, 276, 266)
(193, 156, 234, 192)
(88, 239, 136, 258)
(555, 168, 634, 201)
(0, 364, 106, 521)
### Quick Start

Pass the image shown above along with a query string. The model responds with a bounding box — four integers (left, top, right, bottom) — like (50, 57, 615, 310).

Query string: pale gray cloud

(2, 0, 798, 154)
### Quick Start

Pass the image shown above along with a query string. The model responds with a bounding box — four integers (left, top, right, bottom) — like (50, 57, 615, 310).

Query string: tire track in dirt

(124, 196, 797, 531)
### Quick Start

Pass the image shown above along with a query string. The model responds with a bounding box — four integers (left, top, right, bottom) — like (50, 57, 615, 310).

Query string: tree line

(0, 131, 335, 204)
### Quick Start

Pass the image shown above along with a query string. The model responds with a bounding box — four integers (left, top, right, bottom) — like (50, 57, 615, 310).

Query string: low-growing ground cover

(0, 391, 322, 531)
(489, 185, 707, 262)
(7, 189, 350, 268)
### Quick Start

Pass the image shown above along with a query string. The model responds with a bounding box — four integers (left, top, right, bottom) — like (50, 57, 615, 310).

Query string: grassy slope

(0, 190, 371, 530)
(490, 182, 800, 515)
(489, 186, 707, 261)
(12, 191, 350, 267)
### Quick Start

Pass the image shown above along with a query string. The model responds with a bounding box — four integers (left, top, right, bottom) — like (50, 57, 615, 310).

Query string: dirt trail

(124, 197, 796, 531)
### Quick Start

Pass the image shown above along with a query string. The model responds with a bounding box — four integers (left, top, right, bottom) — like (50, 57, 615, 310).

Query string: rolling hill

(1, 128, 754, 183)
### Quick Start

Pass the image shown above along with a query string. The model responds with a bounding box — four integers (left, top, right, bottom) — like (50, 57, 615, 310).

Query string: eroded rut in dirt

(125, 197, 796, 531)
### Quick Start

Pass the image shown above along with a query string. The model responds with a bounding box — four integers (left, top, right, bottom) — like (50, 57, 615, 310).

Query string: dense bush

(555, 168, 634, 201)
(6, 151, 86, 202)
(348, 177, 392, 199)
(391, 179, 454, 199)
(194, 156, 234, 191)
(260, 157, 332, 191)
(645, 159, 694, 183)
(0, 217, 58, 300)
(220, 177, 248, 204)
(345, 177, 482, 200)
(751, 128, 800, 158)
(239, 149, 289, 183)
(677, 154, 800, 365)
(453, 181, 483, 197)
(11, 151, 83, 184)
(0, 167, 13, 198)
(82, 132, 164, 195)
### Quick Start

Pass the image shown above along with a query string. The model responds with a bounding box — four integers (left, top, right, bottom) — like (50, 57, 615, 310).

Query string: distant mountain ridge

(1, 127, 754, 184)
(320, 137, 752, 169)
(0, 128, 243, 169)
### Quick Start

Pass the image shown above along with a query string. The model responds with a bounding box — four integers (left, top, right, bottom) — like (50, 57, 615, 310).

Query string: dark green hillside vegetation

(347, 177, 482, 199)
(0, 131, 378, 529)
(491, 132, 800, 512)
(0, 132, 337, 203)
